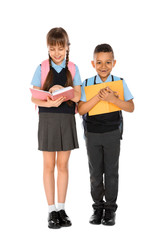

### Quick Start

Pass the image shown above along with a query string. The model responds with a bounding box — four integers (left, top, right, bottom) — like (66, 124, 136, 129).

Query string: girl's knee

(57, 162, 68, 173)
(44, 161, 55, 173)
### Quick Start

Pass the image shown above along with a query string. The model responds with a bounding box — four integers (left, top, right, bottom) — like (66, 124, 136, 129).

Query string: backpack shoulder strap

(85, 79, 88, 86)
(85, 75, 97, 87)
(111, 75, 114, 81)
(111, 75, 124, 138)
(68, 61, 76, 80)
(111, 75, 123, 81)
(41, 59, 50, 89)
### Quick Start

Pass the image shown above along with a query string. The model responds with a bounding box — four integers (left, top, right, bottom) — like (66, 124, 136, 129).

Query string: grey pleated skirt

(38, 113, 79, 152)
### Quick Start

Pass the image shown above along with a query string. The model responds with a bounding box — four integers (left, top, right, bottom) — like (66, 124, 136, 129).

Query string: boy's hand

(98, 87, 119, 103)
(46, 96, 66, 107)
(49, 85, 64, 93)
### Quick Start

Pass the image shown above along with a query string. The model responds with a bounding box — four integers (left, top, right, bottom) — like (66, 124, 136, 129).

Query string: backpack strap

(112, 75, 123, 81)
(111, 75, 124, 139)
(85, 75, 97, 87)
(41, 59, 76, 89)
(85, 79, 88, 86)
(68, 61, 76, 80)
(111, 75, 114, 82)
(41, 60, 50, 89)
(119, 77, 123, 139)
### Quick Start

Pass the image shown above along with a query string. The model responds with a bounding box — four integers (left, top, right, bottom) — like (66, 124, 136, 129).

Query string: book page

(52, 86, 73, 96)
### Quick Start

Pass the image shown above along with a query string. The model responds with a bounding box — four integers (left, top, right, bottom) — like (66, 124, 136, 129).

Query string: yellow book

(84, 80, 124, 116)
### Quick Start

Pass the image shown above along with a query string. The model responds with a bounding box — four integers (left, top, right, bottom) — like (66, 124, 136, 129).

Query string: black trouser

(85, 129, 121, 212)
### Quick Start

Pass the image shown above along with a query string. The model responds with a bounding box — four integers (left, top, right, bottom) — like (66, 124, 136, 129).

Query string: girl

(31, 27, 82, 229)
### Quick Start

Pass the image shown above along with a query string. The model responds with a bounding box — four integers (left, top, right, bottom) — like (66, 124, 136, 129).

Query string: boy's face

(91, 52, 116, 81)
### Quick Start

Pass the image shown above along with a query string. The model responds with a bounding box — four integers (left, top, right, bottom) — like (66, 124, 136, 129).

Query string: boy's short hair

(94, 44, 114, 59)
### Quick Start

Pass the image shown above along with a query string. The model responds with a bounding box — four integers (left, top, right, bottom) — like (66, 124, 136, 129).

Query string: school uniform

(31, 59, 82, 152)
(81, 74, 133, 212)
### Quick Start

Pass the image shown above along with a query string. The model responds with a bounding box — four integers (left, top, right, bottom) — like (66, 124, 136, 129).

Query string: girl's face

(48, 44, 68, 65)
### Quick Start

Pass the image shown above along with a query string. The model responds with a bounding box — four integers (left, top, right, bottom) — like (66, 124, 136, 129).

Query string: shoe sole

(60, 223, 72, 227)
(89, 221, 101, 225)
(48, 224, 61, 229)
(101, 222, 115, 226)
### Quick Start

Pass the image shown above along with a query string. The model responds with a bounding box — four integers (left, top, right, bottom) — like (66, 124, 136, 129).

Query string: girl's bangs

(48, 36, 66, 47)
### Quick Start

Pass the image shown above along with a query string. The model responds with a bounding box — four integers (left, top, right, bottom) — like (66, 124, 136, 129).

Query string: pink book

(30, 86, 74, 101)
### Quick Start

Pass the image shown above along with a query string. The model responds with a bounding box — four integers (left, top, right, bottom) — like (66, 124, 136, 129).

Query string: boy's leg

(102, 129, 120, 213)
(85, 131, 104, 224)
(85, 132, 104, 207)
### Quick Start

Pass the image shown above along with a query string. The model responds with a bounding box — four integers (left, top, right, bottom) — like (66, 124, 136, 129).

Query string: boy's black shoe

(101, 210, 116, 226)
(89, 208, 103, 225)
(58, 210, 72, 227)
(48, 211, 61, 229)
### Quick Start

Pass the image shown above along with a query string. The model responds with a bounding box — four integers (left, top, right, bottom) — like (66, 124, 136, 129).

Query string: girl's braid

(66, 49, 69, 69)
(65, 47, 73, 106)
(49, 53, 52, 69)
(42, 54, 54, 91)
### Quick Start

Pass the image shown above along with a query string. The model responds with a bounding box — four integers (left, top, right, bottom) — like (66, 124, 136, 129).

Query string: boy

(78, 44, 134, 226)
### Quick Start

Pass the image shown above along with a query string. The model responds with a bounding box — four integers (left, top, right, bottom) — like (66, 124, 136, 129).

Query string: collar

(51, 59, 66, 69)
(96, 74, 112, 83)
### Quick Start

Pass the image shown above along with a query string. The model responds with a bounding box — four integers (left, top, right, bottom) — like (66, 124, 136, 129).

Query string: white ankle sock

(57, 203, 65, 211)
(48, 204, 57, 213)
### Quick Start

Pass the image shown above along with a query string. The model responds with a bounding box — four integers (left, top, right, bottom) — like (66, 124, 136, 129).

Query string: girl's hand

(46, 96, 66, 107)
(49, 85, 64, 93)
(98, 87, 119, 103)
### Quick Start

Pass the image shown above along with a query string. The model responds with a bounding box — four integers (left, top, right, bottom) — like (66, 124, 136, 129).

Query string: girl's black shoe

(58, 210, 72, 227)
(48, 211, 61, 229)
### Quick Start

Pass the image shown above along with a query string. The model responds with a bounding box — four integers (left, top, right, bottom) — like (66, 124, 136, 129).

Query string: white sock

(57, 203, 65, 211)
(48, 204, 57, 213)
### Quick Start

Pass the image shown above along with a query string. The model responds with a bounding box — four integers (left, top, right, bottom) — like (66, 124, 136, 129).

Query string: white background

(0, 0, 160, 239)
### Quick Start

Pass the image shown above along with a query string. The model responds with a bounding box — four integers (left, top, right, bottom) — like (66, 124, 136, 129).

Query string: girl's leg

(57, 151, 71, 203)
(43, 151, 56, 205)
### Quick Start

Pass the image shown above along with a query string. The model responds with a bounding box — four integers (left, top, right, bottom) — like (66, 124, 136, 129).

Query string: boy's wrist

(110, 95, 118, 104)
(95, 94, 101, 102)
